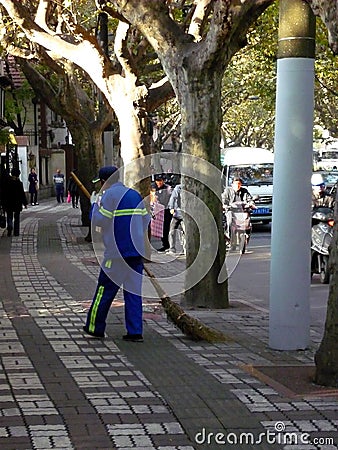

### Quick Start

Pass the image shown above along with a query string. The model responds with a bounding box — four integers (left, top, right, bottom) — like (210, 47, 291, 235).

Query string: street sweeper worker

(83, 165, 150, 342)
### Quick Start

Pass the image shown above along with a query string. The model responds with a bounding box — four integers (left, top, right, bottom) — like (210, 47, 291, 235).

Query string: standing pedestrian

(153, 174, 172, 252)
(150, 182, 164, 241)
(2, 168, 28, 237)
(167, 183, 185, 255)
(53, 169, 65, 203)
(83, 166, 150, 341)
(67, 170, 80, 208)
(28, 167, 39, 205)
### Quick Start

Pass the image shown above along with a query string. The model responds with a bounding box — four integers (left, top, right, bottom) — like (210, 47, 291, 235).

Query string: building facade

(0, 57, 72, 198)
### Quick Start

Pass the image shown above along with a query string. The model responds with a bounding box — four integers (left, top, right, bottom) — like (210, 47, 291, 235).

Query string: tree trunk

(314, 189, 338, 387)
(179, 70, 229, 309)
(103, 82, 153, 189)
(68, 124, 103, 226)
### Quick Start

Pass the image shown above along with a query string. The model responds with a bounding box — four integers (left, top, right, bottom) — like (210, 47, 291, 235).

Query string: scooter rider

(222, 177, 256, 242)
(311, 174, 334, 209)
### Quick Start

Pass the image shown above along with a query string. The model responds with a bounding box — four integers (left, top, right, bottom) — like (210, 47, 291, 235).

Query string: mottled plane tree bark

(305, 0, 338, 54)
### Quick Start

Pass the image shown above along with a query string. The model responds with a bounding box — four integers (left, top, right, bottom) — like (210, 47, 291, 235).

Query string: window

(228, 164, 274, 185)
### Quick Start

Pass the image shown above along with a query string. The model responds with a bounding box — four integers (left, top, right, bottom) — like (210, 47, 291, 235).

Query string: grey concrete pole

(269, 0, 315, 350)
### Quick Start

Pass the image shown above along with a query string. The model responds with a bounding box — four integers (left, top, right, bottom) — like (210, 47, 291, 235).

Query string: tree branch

(114, 21, 135, 80)
(147, 78, 175, 111)
(188, 0, 212, 41)
(0, 0, 118, 92)
(35, 0, 49, 32)
(316, 74, 338, 97)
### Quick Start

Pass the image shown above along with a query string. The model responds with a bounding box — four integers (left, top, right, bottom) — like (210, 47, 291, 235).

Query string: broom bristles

(144, 266, 230, 343)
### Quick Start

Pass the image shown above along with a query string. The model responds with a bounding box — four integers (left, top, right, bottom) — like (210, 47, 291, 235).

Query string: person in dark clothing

(67, 171, 80, 208)
(2, 168, 28, 236)
(311, 174, 334, 209)
(222, 177, 254, 207)
(53, 169, 65, 203)
(28, 167, 39, 205)
(153, 174, 172, 252)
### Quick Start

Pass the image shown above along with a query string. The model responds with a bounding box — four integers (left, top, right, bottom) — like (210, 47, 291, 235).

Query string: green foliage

(0, 128, 11, 145)
(221, 3, 278, 149)
(314, 18, 338, 137)
(221, 1, 338, 149)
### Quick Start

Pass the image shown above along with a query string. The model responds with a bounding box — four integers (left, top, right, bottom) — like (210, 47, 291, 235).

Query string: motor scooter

(223, 201, 255, 254)
(311, 206, 334, 284)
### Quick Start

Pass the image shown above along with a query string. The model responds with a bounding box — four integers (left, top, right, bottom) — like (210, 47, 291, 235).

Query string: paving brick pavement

(0, 199, 336, 450)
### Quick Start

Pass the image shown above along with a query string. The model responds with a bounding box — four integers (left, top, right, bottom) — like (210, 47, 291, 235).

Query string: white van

(317, 148, 338, 170)
(221, 147, 274, 224)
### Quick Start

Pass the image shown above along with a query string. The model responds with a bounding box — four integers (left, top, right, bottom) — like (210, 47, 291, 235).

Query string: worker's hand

(90, 191, 98, 204)
(170, 208, 175, 215)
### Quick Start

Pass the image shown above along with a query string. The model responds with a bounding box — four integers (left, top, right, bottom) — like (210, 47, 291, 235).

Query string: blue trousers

(55, 187, 64, 203)
(85, 257, 143, 336)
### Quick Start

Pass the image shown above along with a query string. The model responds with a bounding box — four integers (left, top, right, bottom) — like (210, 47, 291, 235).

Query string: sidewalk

(0, 200, 337, 450)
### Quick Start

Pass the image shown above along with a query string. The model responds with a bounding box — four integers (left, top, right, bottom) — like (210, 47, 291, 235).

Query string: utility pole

(269, 0, 316, 350)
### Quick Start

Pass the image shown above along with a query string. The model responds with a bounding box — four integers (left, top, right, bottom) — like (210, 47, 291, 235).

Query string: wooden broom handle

(70, 171, 91, 200)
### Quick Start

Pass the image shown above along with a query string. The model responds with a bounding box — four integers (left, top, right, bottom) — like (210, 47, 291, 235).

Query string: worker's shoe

(82, 326, 105, 339)
(122, 333, 143, 342)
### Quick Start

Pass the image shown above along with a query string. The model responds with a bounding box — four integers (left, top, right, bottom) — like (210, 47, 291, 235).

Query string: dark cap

(154, 174, 164, 181)
(11, 168, 21, 177)
(92, 165, 118, 183)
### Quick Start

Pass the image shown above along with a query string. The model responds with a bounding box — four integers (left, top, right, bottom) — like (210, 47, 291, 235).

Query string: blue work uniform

(85, 182, 150, 336)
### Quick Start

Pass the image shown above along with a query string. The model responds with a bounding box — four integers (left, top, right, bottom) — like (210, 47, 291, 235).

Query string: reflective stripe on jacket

(92, 181, 150, 259)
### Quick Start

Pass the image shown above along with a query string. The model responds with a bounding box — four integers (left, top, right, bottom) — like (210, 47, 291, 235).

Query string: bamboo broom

(143, 265, 229, 343)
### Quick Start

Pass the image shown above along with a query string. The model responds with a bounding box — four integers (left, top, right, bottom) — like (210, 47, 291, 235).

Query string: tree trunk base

(314, 371, 338, 387)
(314, 345, 338, 387)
